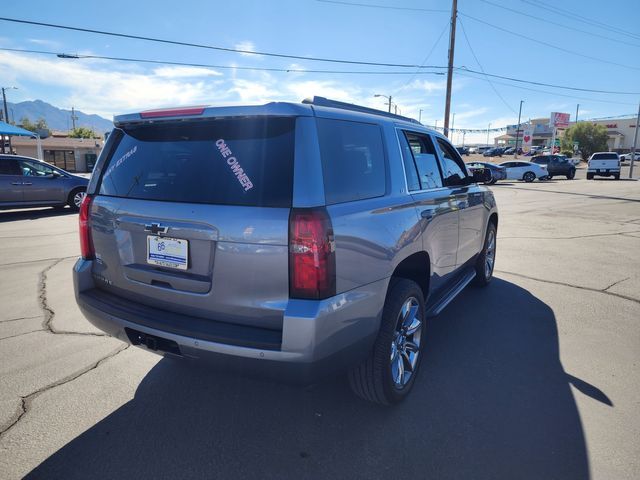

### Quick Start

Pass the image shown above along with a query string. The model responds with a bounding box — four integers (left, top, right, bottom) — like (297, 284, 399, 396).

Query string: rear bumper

(73, 258, 387, 383)
(587, 169, 620, 176)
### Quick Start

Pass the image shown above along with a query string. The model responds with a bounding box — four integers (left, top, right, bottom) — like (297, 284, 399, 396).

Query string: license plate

(147, 236, 188, 270)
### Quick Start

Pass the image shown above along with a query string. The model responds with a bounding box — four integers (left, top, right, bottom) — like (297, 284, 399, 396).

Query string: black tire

(586, 173, 594, 180)
(487, 178, 497, 185)
(546, 175, 553, 180)
(614, 173, 620, 180)
(472, 222, 497, 287)
(566, 169, 575, 180)
(523, 171, 536, 182)
(348, 279, 425, 405)
(67, 188, 86, 211)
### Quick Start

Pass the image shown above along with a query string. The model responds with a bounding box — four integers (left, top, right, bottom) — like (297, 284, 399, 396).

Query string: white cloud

(152, 66, 223, 78)
(235, 41, 257, 57)
(28, 38, 61, 49)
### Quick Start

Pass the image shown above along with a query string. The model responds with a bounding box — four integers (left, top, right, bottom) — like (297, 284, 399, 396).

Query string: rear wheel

(67, 188, 86, 211)
(523, 171, 536, 182)
(349, 279, 425, 405)
(566, 169, 575, 180)
(586, 173, 594, 180)
(614, 173, 620, 180)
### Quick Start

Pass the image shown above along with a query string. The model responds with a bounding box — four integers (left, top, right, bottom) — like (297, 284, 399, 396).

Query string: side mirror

(471, 168, 491, 184)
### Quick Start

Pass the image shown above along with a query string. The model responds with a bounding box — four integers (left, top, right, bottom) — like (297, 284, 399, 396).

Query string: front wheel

(566, 169, 575, 180)
(473, 222, 497, 287)
(523, 171, 536, 182)
(614, 173, 620, 180)
(349, 279, 425, 405)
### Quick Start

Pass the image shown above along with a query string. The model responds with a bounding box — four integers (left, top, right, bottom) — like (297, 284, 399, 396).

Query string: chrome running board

(426, 270, 476, 317)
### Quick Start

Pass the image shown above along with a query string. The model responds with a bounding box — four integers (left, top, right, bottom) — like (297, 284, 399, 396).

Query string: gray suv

(74, 97, 498, 405)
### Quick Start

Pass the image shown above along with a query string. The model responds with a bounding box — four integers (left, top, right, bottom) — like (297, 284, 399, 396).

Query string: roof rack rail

(302, 96, 422, 125)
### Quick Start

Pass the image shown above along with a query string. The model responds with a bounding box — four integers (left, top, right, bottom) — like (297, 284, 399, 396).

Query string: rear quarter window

(316, 118, 386, 205)
(97, 117, 295, 207)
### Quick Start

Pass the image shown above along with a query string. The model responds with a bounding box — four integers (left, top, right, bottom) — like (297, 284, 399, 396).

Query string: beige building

(11, 130, 104, 172)
(570, 118, 639, 152)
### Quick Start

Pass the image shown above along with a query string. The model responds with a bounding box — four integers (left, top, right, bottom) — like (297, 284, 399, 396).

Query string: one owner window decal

(215, 139, 254, 192)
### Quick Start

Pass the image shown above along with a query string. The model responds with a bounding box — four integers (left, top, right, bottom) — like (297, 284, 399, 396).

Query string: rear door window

(316, 118, 386, 204)
(0, 158, 21, 175)
(97, 117, 295, 207)
(592, 153, 618, 160)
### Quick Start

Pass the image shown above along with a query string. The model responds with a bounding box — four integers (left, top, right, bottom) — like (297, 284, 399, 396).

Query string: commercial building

(10, 130, 104, 172)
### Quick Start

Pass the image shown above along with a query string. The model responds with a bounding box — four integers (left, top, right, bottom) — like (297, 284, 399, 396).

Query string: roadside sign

(550, 112, 570, 128)
(522, 127, 533, 153)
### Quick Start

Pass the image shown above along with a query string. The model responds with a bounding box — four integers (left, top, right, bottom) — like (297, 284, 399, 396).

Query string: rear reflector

(289, 208, 336, 300)
(140, 106, 206, 119)
(79, 195, 95, 260)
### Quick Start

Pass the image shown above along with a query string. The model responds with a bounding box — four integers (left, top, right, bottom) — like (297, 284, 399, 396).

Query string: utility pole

(443, 0, 457, 138)
(630, 101, 639, 179)
(514, 100, 524, 158)
(418, 109, 423, 123)
(486, 123, 491, 147)
(575, 103, 580, 124)
(2, 87, 15, 153)
(71, 106, 78, 131)
(451, 112, 455, 132)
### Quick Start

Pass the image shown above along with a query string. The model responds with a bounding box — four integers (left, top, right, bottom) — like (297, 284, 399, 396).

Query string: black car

(456, 146, 470, 156)
(531, 155, 576, 179)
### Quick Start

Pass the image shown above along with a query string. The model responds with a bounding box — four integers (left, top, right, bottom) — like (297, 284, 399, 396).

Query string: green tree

(561, 122, 609, 161)
(19, 117, 50, 135)
(69, 127, 97, 139)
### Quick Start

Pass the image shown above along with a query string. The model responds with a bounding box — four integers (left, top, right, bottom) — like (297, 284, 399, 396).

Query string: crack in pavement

(39, 259, 107, 338)
(0, 256, 78, 268)
(0, 315, 43, 324)
(0, 344, 129, 439)
(603, 276, 632, 292)
(499, 230, 640, 240)
(0, 329, 45, 342)
(0, 231, 77, 239)
(496, 270, 639, 305)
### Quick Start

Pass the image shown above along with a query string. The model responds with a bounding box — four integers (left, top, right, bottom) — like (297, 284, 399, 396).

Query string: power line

(1, 44, 638, 96)
(393, 21, 450, 95)
(481, 0, 640, 48)
(0, 47, 445, 75)
(459, 12, 640, 72)
(316, 0, 447, 12)
(457, 17, 517, 114)
(520, 0, 640, 42)
(455, 71, 637, 106)
(0, 15, 441, 69)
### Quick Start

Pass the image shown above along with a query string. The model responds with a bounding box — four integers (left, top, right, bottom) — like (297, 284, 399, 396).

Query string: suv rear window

(97, 117, 295, 207)
(591, 153, 618, 160)
(316, 118, 386, 205)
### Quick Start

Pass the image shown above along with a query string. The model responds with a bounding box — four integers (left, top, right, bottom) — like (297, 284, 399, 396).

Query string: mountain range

(4, 100, 113, 133)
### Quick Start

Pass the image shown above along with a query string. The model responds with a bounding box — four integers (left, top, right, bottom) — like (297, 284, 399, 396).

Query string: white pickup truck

(587, 152, 621, 180)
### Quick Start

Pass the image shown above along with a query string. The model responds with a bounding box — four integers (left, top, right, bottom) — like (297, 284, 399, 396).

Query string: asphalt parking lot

(1, 170, 639, 479)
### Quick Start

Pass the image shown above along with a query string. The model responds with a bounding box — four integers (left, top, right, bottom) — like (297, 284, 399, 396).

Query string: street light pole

(374, 94, 392, 113)
(2, 86, 18, 153)
(419, 109, 423, 123)
(575, 103, 580, 124)
(486, 123, 491, 147)
(514, 100, 524, 158)
(630, 101, 639, 179)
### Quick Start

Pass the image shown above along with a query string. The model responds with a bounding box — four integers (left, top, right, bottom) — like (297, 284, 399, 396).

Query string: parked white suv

(587, 152, 621, 180)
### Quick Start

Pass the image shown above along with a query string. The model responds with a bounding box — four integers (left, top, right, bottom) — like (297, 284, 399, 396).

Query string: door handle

(10, 182, 22, 185)
(22, 182, 33, 186)
(421, 210, 434, 220)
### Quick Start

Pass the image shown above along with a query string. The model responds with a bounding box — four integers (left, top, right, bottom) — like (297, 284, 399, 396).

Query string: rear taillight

(289, 208, 336, 300)
(79, 195, 95, 260)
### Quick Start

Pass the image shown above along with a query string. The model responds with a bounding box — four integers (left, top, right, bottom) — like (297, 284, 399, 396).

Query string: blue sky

(1, 0, 638, 143)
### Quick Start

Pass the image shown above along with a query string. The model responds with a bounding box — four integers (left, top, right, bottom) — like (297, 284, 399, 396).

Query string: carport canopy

(0, 121, 37, 137)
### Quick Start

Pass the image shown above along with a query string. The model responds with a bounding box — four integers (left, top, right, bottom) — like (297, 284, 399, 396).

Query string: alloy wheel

(485, 229, 496, 279)
(390, 297, 422, 389)
(73, 191, 86, 208)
